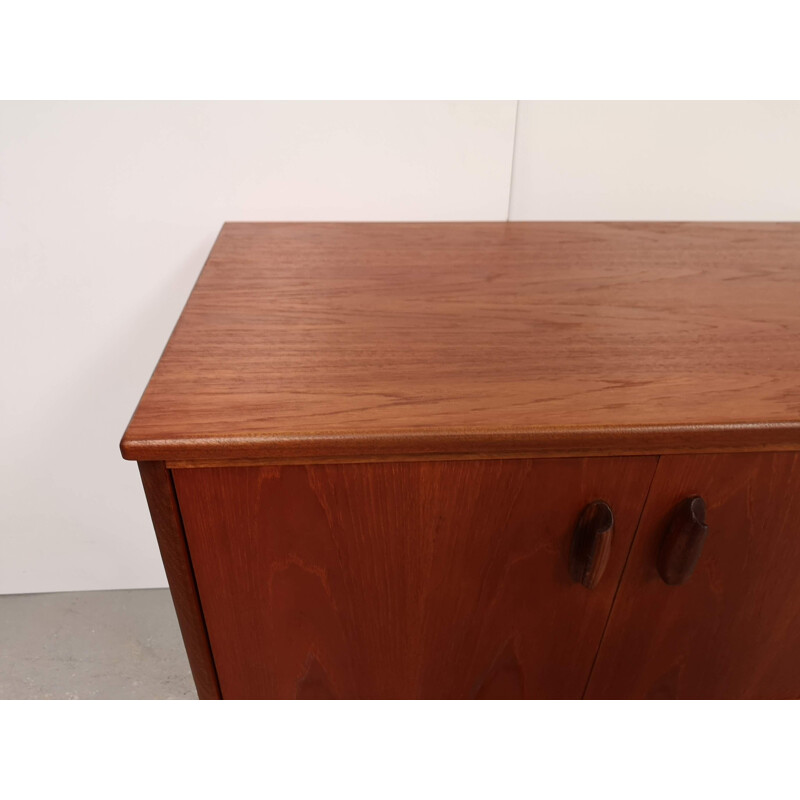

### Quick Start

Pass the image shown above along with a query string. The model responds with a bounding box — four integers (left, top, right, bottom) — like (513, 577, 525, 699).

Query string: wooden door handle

(569, 501, 614, 589)
(657, 496, 708, 586)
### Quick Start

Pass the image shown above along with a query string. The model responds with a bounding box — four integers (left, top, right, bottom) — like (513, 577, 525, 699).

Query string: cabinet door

(587, 452, 800, 699)
(173, 457, 656, 699)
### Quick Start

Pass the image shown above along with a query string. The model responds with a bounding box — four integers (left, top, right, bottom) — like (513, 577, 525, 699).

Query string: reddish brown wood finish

(586, 452, 800, 699)
(137, 461, 221, 700)
(173, 456, 657, 699)
(121, 223, 800, 464)
(123, 223, 800, 701)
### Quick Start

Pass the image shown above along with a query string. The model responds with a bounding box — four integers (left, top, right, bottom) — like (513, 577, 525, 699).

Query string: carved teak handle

(657, 496, 709, 586)
(569, 501, 614, 589)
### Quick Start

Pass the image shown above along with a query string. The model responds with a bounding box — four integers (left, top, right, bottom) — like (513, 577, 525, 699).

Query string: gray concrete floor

(0, 588, 197, 699)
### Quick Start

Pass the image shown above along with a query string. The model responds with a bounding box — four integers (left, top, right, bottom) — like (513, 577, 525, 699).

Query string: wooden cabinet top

(121, 222, 800, 464)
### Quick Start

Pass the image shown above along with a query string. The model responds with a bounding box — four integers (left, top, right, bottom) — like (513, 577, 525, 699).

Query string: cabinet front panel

(173, 457, 656, 699)
(587, 452, 800, 699)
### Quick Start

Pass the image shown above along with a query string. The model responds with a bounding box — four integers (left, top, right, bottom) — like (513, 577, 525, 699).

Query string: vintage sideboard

(121, 222, 800, 699)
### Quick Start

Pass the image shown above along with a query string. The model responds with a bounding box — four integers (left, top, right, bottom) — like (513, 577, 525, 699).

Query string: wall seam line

(506, 100, 521, 221)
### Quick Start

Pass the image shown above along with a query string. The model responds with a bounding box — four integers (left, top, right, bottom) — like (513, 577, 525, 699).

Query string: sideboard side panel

(138, 461, 221, 700)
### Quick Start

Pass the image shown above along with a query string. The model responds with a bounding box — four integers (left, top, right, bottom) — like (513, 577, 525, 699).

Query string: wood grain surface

(173, 456, 657, 699)
(137, 462, 221, 699)
(585, 451, 800, 699)
(121, 223, 800, 464)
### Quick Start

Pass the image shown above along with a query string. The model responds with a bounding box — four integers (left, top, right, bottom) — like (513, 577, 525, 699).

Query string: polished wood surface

(585, 452, 800, 699)
(137, 461, 221, 699)
(121, 223, 800, 464)
(173, 456, 657, 699)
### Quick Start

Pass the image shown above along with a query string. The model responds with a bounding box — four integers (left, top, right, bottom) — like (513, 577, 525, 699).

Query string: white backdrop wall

(509, 101, 800, 220)
(0, 101, 517, 594)
(1, 101, 799, 594)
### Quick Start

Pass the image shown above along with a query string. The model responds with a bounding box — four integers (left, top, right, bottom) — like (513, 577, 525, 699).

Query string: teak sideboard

(121, 222, 800, 700)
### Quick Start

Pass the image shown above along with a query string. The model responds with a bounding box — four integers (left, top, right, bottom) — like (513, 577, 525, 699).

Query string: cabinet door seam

(581, 454, 661, 699)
